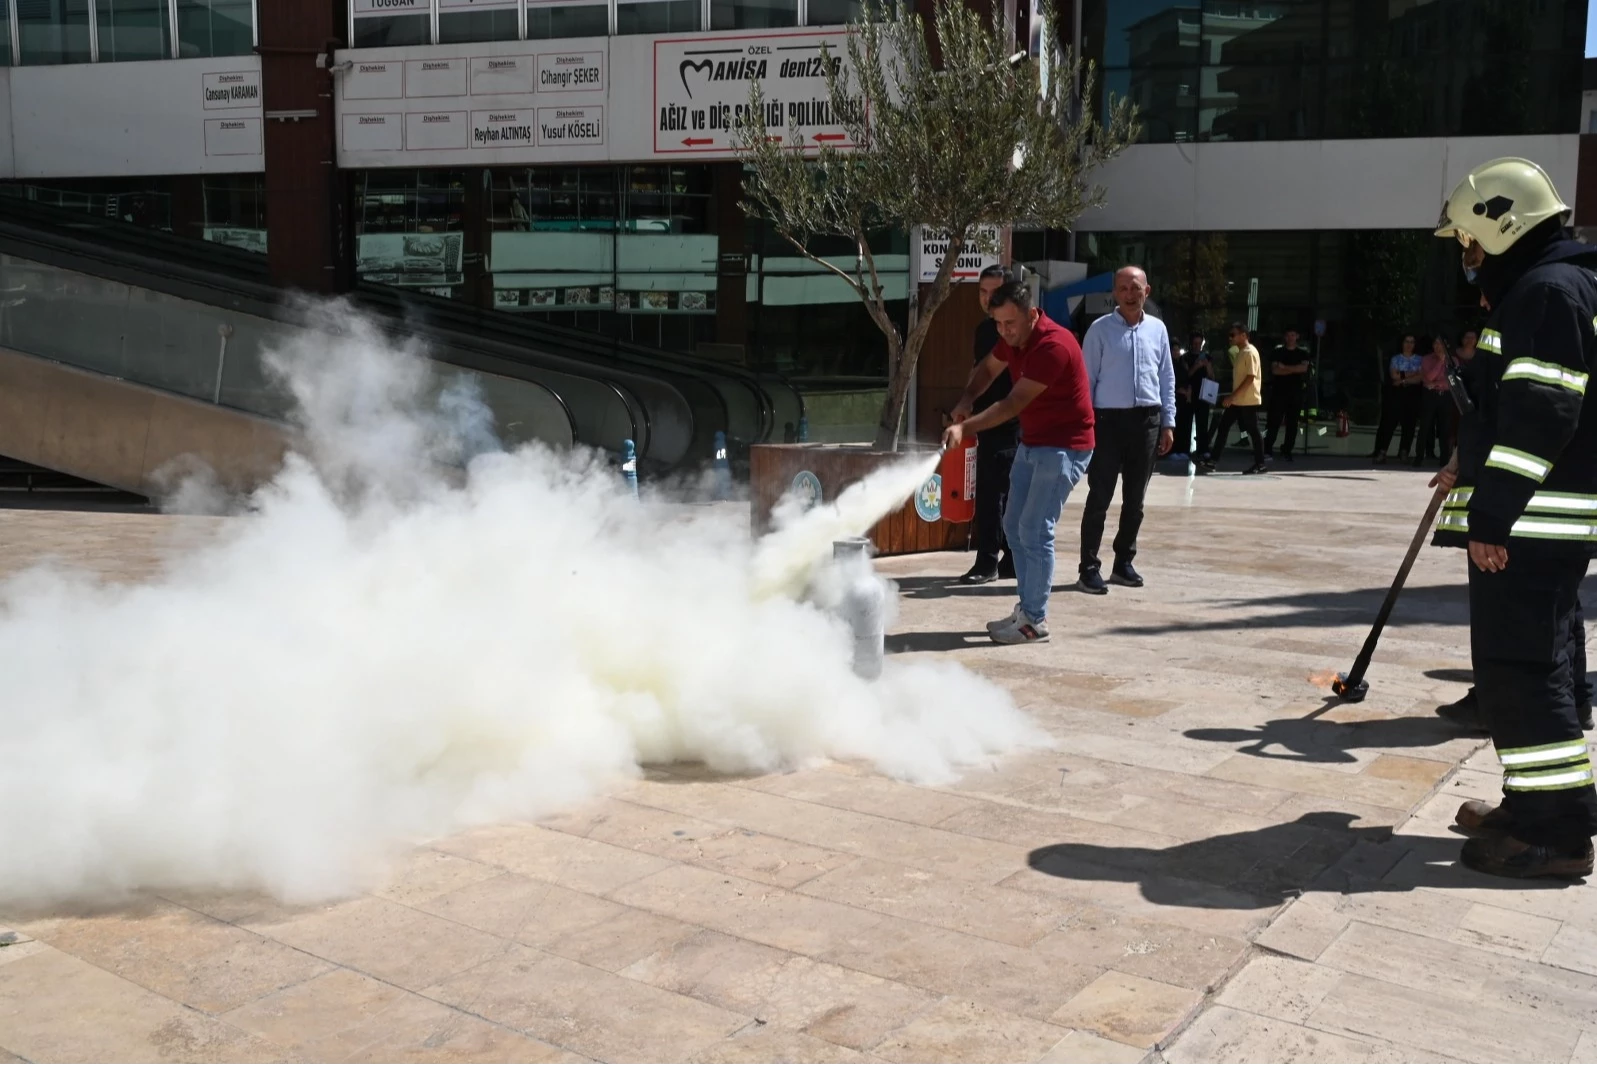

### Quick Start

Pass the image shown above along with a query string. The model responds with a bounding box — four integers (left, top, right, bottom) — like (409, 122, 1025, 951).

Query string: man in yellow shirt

(1198, 322, 1267, 474)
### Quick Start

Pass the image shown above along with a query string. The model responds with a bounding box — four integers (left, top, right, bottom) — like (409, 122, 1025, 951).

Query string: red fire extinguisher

(938, 436, 978, 523)
(1336, 410, 1351, 438)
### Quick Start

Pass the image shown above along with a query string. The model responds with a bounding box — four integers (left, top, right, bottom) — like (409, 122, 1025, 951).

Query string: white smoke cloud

(0, 309, 1044, 909)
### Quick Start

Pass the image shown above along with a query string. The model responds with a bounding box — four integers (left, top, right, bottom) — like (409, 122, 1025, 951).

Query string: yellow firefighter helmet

(1435, 157, 1571, 257)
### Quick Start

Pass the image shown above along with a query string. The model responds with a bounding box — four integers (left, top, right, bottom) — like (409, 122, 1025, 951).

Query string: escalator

(0, 196, 803, 495)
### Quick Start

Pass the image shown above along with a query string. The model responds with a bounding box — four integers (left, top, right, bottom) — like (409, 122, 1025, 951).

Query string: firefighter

(1431, 157, 1597, 879)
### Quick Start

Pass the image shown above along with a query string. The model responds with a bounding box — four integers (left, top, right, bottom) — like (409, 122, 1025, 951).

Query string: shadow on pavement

(1425, 667, 1475, 684)
(885, 631, 991, 653)
(1025, 811, 1575, 908)
(1104, 583, 1468, 636)
(1184, 705, 1470, 764)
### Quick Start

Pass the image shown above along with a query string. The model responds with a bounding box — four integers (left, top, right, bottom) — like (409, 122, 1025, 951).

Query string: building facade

(0, 0, 1585, 433)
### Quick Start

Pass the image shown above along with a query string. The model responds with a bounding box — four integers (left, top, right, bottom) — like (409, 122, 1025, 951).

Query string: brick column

(258, 0, 351, 293)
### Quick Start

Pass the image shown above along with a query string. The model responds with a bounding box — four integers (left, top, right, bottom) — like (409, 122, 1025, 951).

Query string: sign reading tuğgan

(653, 30, 861, 155)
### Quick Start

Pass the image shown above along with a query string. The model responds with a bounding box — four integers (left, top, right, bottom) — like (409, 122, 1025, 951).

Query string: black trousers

(1469, 555, 1597, 849)
(1174, 398, 1211, 457)
(1079, 407, 1159, 571)
(1417, 389, 1452, 462)
(1374, 384, 1422, 456)
(1264, 384, 1303, 456)
(973, 436, 1016, 572)
(1209, 404, 1265, 466)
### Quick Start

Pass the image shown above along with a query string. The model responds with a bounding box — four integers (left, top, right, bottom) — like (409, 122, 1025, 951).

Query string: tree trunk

(872, 338, 909, 450)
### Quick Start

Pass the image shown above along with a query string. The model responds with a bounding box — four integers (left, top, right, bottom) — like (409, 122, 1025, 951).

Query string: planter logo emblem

(790, 470, 822, 509)
(914, 474, 942, 522)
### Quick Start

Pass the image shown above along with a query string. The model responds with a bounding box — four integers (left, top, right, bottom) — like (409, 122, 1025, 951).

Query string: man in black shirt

(959, 264, 1019, 584)
(1264, 329, 1312, 462)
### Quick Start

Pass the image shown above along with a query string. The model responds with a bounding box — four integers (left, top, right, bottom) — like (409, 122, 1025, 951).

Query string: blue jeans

(1002, 444, 1093, 623)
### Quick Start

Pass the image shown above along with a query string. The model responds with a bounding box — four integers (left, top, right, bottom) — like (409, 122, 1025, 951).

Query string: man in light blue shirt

(1076, 266, 1176, 594)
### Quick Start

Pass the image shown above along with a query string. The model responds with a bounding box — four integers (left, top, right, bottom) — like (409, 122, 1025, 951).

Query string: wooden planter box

(750, 443, 972, 557)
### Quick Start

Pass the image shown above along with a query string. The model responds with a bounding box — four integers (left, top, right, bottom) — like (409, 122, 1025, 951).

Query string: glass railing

(0, 251, 578, 455)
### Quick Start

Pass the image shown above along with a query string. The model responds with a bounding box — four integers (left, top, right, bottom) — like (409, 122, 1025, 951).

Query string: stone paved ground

(0, 461, 1592, 1063)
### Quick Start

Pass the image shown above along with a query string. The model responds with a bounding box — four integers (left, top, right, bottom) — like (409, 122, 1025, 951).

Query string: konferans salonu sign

(653, 31, 862, 154)
(916, 225, 1002, 284)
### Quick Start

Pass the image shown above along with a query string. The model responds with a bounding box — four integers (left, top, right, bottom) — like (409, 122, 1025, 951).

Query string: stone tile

(819, 916, 1102, 1023)
(1573, 1030, 1597, 1065)
(609, 864, 887, 957)
(0, 1049, 22, 1063)
(25, 902, 333, 1013)
(222, 967, 582, 1063)
(417, 873, 621, 943)
(1361, 755, 1460, 787)
(998, 863, 1277, 941)
(624, 781, 1030, 885)
(735, 765, 984, 827)
(1032, 905, 1247, 993)
(1048, 970, 1203, 1049)
(799, 857, 1078, 947)
(1252, 894, 1350, 961)
(431, 822, 677, 895)
(1543, 922, 1597, 978)
(1451, 903, 1562, 961)
(371, 848, 504, 907)
(1162, 1005, 1440, 1064)
(1333, 883, 1471, 942)
(0, 947, 281, 1062)
(1307, 972, 1583, 1064)
(1214, 955, 1341, 1023)
(686, 1026, 880, 1064)
(243, 895, 507, 993)
(1206, 755, 1433, 812)
(541, 797, 855, 889)
(871, 999, 1067, 1064)
(1036, 1029, 1149, 1064)
(425, 945, 746, 1062)
(625, 927, 936, 1053)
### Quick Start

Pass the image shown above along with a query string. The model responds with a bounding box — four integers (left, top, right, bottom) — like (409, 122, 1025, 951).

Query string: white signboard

(915, 225, 1001, 283)
(651, 30, 858, 155)
(406, 110, 470, 150)
(202, 70, 260, 110)
(537, 50, 604, 93)
(353, 0, 426, 14)
(440, 0, 516, 8)
(538, 105, 604, 147)
(345, 60, 404, 99)
(344, 112, 403, 151)
(470, 55, 536, 96)
(203, 117, 261, 157)
(406, 57, 468, 97)
(472, 109, 534, 147)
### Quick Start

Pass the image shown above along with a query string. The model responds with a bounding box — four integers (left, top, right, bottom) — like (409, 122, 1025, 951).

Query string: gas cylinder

(938, 436, 978, 524)
(1336, 410, 1351, 438)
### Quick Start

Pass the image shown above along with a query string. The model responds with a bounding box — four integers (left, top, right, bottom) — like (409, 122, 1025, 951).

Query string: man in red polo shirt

(943, 280, 1096, 644)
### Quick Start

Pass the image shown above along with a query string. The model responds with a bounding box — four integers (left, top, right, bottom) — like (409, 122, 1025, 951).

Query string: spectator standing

(1416, 335, 1454, 467)
(1182, 332, 1216, 460)
(1076, 266, 1176, 594)
(958, 265, 1019, 585)
(1264, 329, 1311, 462)
(944, 282, 1095, 645)
(1198, 323, 1266, 474)
(1372, 334, 1424, 463)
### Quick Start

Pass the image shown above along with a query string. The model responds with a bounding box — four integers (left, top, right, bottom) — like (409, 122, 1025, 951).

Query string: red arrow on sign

(682, 137, 714, 146)
(812, 133, 846, 142)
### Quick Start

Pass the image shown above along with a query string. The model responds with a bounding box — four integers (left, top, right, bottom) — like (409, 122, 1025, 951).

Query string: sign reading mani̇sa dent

(652, 30, 861, 154)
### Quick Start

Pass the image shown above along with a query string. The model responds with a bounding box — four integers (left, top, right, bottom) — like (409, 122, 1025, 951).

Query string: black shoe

(997, 554, 1016, 581)
(1282, 451, 1295, 463)
(1582, 705, 1594, 731)
(1460, 835, 1594, 880)
(1195, 461, 1216, 474)
(1110, 561, 1143, 588)
(1244, 463, 1268, 475)
(958, 566, 999, 585)
(1077, 567, 1108, 595)
(1436, 691, 1488, 734)
(1454, 800, 1516, 838)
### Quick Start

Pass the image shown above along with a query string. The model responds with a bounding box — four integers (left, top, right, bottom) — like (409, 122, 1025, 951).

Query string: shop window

(806, 0, 862, 25)
(711, 0, 797, 30)
(528, 0, 610, 39)
(624, 165, 711, 234)
(616, 0, 700, 35)
(355, 171, 468, 299)
(175, 0, 252, 58)
(17, 0, 92, 65)
(351, 1, 430, 48)
(0, 4, 13, 64)
(98, 0, 172, 62)
(439, 2, 519, 43)
(203, 173, 267, 254)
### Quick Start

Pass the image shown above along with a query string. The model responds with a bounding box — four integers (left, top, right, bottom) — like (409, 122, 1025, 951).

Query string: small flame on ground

(1307, 670, 1339, 690)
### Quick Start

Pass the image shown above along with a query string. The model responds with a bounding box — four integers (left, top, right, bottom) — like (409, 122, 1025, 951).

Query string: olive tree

(736, 0, 1137, 451)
